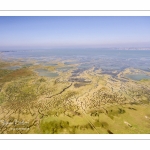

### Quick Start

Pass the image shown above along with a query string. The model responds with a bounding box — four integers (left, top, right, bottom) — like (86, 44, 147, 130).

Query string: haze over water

(1, 49, 150, 73)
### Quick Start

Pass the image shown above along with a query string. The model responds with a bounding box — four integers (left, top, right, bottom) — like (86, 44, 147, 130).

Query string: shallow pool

(35, 69, 58, 77)
(2, 66, 21, 70)
(125, 73, 150, 80)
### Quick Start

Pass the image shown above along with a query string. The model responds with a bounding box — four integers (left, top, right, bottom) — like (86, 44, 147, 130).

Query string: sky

(0, 16, 150, 50)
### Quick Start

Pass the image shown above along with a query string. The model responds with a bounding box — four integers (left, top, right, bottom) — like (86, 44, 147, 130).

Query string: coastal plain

(0, 58, 150, 134)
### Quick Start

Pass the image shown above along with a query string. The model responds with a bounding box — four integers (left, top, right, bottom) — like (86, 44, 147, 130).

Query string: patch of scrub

(35, 69, 58, 77)
(125, 73, 150, 81)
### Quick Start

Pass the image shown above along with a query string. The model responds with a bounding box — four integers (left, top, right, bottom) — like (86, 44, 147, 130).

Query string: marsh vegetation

(0, 59, 150, 134)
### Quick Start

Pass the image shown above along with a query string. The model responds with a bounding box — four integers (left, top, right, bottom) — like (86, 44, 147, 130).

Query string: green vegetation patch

(107, 107, 126, 119)
(0, 93, 5, 104)
(40, 117, 95, 134)
(0, 69, 13, 78)
(3, 79, 38, 103)
(0, 68, 35, 83)
(40, 120, 70, 133)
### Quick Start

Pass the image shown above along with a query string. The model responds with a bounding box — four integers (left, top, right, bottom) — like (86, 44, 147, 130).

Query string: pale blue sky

(0, 16, 150, 50)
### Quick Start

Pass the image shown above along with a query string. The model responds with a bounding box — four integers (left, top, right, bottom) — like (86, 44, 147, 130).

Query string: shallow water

(126, 73, 150, 80)
(2, 66, 21, 70)
(56, 66, 74, 72)
(44, 63, 58, 66)
(35, 69, 58, 77)
(1, 49, 150, 73)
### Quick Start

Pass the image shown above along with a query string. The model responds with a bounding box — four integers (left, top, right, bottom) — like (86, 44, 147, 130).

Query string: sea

(0, 49, 150, 80)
